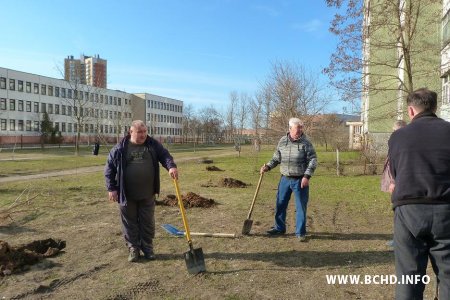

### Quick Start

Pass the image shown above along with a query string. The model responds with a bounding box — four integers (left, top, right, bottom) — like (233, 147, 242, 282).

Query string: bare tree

(225, 91, 239, 143)
(259, 61, 332, 135)
(310, 114, 348, 151)
(325, 0, 441, 117)
(198, 105, 222, 144)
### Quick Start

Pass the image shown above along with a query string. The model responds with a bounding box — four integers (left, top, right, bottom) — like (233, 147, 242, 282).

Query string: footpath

(0, 151, 238, 184)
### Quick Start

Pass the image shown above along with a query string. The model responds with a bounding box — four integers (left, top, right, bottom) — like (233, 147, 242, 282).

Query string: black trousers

(394, 204, 450, 300)
(119, 198, 155, 253)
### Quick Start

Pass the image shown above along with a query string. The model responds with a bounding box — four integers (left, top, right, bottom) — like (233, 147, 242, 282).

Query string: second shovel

(242, 171, 264, 235)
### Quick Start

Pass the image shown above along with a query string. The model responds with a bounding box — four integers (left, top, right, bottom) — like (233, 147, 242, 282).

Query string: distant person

(381, 120, 407, 248)
(388, 88, 450, 299)
(260, 117, 317, 241)
(381, 120, 407, 193)
(105, 120, 178, 262)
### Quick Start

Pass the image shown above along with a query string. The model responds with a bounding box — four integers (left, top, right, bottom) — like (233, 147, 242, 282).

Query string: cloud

(293, 19, 323, 33)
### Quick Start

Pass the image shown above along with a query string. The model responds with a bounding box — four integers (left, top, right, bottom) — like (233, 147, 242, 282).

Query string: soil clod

(206, 166, 223, 171)
(0, 238, 66, 276)
(156, 192, 216, 208)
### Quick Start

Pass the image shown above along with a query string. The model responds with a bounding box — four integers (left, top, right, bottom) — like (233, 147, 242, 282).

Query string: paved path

(0, 151, 238, 184)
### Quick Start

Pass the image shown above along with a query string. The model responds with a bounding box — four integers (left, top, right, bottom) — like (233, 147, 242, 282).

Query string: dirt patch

(0, 238, 66, 276)
(218, 177, 248, 188)
(197, 159, 213, 164)
(206, 165, 223, 171)
(156, 192, 216, 208)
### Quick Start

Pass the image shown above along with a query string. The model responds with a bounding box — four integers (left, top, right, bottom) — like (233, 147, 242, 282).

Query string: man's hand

(301, 177, 309, 189)
(108, 191, 118, 203)
(169, 168, 178, 180)
(260, 164, 268, 175)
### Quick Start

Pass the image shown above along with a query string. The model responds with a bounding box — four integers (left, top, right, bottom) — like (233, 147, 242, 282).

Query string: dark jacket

(104, 135, 177, 206)
(388, 111, 450, 208)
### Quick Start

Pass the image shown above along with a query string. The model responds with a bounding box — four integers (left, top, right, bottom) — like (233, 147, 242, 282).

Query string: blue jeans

(273, 175, 309, 236)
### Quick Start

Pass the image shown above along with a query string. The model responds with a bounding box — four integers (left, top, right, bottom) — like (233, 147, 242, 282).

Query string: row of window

(0, 118, 127, 135)
(148, 126, 182, 136)
(147, 100, 182, 113)
(0, 118, 181, 136)
(0, 77, 129, 106)
(146, 113, 182, 124)
(0, 98, 131, 120)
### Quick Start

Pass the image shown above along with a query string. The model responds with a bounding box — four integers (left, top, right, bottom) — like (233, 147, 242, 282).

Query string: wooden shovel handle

(246, 171, 264, 219)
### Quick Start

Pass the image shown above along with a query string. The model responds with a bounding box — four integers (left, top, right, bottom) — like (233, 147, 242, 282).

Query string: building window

(34, 83, 39, 94)
(26, 120, 31, 131)
(61, 122, 66, 132)
(68, 89, 72, 99)
(55, 87, 60, 97)
(41, 84, 46, 95)
(68, 123, 72, 133)
(48, 85, 53, 96)
(9, 119, 15, 131)
(48, 103, 53, 114)
(9, 99, 15, 111)
(55, 104, 59, 114)
(85, 92, 89, 100)
(18, 100, 23, 111)
(0, 77, 6, 89)
(62, 105, 66, 115)
(34, 102, 39, 113)
(26, 82, 31, 93)
(54, 122, 59, 131)
(18, 120, 24, 131)
(61, 88, 66, 98)
(34, 121, 39, 131)
(443, 76, 450, 105)
(26, 101, 31, 112)
(0, 98, 5, 110)
(18, 80, 23, 92)
(0, 119, 6, 130)
(67, 106, 72, 116)
(41, 103, 46, 113)
(9, 79, 15, 90)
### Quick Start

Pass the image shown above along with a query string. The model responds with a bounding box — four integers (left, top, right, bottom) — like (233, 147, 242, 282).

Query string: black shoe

(142, 250, 156, 260)
(266, 227, 285, 235)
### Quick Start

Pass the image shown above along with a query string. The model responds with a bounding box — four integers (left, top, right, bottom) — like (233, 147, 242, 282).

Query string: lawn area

(0, 145, 438, 299)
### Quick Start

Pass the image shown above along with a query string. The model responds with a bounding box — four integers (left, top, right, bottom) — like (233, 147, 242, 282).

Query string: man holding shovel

(260, 117, 317, 241)
(105, 120, 178, 262)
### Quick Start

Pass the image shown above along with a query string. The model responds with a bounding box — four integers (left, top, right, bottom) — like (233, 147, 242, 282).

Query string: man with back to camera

(260, 117, 317, 241)
(105, 120, 178, 262)
(388, 88, 450, 299)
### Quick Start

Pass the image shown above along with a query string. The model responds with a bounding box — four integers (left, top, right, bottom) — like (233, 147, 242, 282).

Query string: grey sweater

(266, 133, 317, 178)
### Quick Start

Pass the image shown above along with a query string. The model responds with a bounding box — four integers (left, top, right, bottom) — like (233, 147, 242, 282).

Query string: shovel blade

(242, 219, 253, 235)
(184, 247, 206, 274)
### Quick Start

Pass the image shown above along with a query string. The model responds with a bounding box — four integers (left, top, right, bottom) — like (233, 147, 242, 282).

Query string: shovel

(162, 224, 236, 238)
(173, 179, 206, 274)
(242, 171, 264, 235)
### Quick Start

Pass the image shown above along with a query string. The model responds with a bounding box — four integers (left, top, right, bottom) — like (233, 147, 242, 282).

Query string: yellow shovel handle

(173, 179, 192, 243)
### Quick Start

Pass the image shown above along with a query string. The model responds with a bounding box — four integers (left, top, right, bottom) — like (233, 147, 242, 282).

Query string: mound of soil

(156, 192, 216, 208)
(218, 177, 248, 188)
(206, 166, 223, 171)
(198, 159, 213, 164)
(0, 238, 66, 276)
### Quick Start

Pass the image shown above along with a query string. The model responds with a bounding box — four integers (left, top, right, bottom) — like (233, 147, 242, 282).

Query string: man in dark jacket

(388, 88, 450, 299)
(105, 120, 178, 262)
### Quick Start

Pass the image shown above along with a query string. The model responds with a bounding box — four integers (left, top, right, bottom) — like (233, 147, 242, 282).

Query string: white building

(0, 67, 183, 145)
(134, 93, 183, 143)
